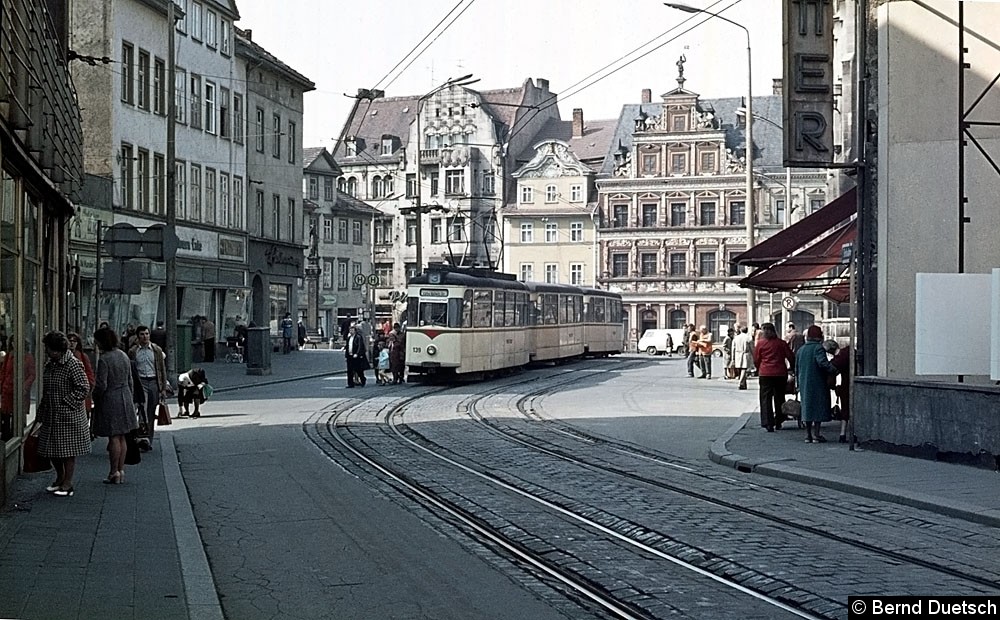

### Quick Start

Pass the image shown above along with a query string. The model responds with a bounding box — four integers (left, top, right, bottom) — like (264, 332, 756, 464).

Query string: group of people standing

(343, 320, 405, 388)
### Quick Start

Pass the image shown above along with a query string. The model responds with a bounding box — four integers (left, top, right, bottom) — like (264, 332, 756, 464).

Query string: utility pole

(165, 0, 178, 382)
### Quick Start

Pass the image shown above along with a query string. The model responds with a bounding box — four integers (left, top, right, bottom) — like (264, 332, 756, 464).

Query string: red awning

(733, 187, 857, 268)
(738, 219, 856, 294)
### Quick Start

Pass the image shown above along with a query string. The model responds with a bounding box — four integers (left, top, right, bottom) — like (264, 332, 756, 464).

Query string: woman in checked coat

(36, 331, 92, 497)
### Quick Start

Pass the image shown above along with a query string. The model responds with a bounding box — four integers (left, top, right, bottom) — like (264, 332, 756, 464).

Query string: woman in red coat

(752, 322, 795, 432)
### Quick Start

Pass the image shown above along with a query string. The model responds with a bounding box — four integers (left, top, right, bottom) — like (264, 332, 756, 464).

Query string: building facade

(236, 28, 313, 335)
(1, 0, 85, 498)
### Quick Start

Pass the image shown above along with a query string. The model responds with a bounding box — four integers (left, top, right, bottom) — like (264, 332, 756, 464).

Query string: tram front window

(418, 302, 448, 327)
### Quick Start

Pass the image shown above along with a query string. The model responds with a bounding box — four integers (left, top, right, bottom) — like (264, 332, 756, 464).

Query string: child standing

(376, 343, 391, 385)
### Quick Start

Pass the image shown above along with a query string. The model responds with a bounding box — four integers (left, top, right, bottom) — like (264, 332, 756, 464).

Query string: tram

(405, 265, 622, 379)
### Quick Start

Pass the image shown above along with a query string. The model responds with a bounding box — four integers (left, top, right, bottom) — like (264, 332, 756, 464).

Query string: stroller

(225, 336, 244, 363)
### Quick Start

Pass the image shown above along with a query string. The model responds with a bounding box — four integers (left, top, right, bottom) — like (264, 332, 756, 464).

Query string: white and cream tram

(405, 265, 622, 379)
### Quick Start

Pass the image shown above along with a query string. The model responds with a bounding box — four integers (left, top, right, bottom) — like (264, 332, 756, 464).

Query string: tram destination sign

(782, 0, 835, 167)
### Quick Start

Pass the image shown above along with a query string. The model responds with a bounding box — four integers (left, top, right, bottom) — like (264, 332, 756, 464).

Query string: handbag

(125, 430, 142, 465)
(156, 401, 172, 426)
(831, 397, 845, 421)
(22, 423, 52, 473)
(781, 396, 802, 420)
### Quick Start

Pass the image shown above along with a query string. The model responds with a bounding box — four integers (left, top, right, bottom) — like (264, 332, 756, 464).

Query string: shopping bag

(22, 423, 52, 473)
(125, 431, 142, 465)
(781, 397, 802, 420)
(156, 401, 172, 426)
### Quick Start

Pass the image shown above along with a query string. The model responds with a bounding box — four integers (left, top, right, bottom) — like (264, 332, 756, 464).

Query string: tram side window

(541, 293, 558, 325)
(503, 291, 516, 327)
(406, 297, 419, 327)
(462, 290, 473, 328)
(448, 298, 463, 327)
(514, 292, 526, 326)
(472, 289, 493, 327)
(574, 296, 583, 322)
(594, 298, 606, 323)
(493, 291, 505, 327)
(559, 295, 569, 324)
(418, 301, 449, 327)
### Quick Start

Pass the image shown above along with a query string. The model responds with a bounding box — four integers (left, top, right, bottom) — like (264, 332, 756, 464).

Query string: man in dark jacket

(344, 324, 368, 388)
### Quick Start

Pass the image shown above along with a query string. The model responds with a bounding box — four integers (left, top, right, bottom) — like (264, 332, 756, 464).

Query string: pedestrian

(92, 327, 139, 485)
(831, 344, 851, 443)
(685, 324, 699, 378)
(795, 325, 840, 443)
(202, 316, 216, 363)
(722, 327, 735, 379)
(150, 320, 168, 350)
(696, 325, 713, 379)
(376, 342, 391, 385)
(280, 313, 294, 354)
(177, 368, 209, 417)
(389, 322, 406, 384)
(67, 332, 95, 416)
(128, 325, 167, 451)
(344, 324, 369, 388)
(752, 322, 795, 432)
(785, 322, 805, 355)
(36, 331, 91, 498)
(732, 325, 754, 390)
(121, 323, 137, 350)
(297, 318, 307, 350)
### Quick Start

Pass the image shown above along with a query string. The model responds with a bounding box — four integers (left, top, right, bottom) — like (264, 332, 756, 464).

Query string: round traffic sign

(367, 274, 380, 286)
(353, 273, 366, 285)
(781, 296, 798, 311)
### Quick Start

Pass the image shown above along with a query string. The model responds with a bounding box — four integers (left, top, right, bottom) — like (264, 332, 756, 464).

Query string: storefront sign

(218, 234, 246, 262)
(783, 0, 834, 167)
(264, 245, 303, 269)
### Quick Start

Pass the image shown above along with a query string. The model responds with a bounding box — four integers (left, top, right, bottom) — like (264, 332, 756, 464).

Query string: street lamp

(665, 2, 756, 325)
(409, 74, 480, 276)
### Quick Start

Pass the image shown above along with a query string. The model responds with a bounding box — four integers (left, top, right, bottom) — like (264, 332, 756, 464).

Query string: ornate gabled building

(503, 109, 617, 286)
(596, 72, 828, 348)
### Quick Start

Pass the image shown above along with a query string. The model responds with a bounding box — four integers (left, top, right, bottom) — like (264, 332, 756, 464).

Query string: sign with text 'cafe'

(783, 0, 835, 167)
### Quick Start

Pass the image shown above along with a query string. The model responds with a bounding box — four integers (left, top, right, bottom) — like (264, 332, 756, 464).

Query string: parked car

(637, 329, 688, 355)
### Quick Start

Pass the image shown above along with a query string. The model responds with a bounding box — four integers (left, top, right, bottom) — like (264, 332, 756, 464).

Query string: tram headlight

(426, 344, 438, 356)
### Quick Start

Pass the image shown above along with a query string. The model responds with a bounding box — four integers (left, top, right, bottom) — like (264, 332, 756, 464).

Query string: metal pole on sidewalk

(165, 1, 178, 384)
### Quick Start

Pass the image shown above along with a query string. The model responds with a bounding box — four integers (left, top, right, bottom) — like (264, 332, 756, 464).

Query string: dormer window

(346, 140, 357, 157)
(381, 137, 393, 156)
(671, 114, 687, 132)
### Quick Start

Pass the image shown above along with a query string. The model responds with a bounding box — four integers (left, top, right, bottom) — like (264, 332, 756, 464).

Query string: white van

(637, 329, 686, 355)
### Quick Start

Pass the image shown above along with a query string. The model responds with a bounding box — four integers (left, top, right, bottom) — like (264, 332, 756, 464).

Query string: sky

(231, 0, 784, 151)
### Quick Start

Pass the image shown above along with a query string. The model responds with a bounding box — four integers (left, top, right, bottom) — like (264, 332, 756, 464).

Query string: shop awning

(738, 218, 857, 295)
(733, 187, 857, 268)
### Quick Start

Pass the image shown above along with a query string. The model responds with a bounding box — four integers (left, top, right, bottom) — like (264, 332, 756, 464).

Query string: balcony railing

(419, 149, 440, 164)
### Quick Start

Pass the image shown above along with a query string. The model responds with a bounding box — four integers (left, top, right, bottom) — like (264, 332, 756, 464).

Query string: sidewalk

(710, 409, 1000, 528)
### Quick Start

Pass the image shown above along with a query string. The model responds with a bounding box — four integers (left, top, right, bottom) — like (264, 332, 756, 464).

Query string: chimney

(536, 78, 549, 91)
(572, 108, 584, 138)
(772, 78, 782, 96)
(243, 29, 252, 41)
(641, 89, 652, 104)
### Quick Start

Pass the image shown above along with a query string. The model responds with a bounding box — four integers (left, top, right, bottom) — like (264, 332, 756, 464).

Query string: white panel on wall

(993, 269, 1000, 380)
(915, 273, 992, 375)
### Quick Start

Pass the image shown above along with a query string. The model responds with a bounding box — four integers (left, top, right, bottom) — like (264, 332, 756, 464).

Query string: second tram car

(406, 265, 623, 379)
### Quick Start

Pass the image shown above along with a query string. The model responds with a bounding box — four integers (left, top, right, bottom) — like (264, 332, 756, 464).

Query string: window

(175, 161, 187, 218)
(174, 68, 186, 123)
(232, 177, 244, 229)
(153, 154, 165, 215)
(448, 216, 465, 242)
(352, 262, 362, 290)
(570, 184, 583, 202)
(611, 253, 628, 277)
(338, 219, 348, 243)
(204, 81, 216, 134)
(642, 203, 657, 227)
(189, 74, 202, 129)
(406, 219, 416, 245)
(381, 137, 393, 155)
(308, 177, 319, 200)
(272, 113, 281, 158)
(136, 149, 149, 211)
(570, 221, 583, 242)
(570, 263, 584, 285)
(775, 199, 786, 226)
(544, 263, 558, 284)
(669, 309, 687, 329)
(219, 172, 230, 228)
(189, 164, 201, 221)
(671, 114, 687, 131)
(445, 169, 464, 194)
(153, 58, 165, 115)
(219, 87, 230, 138)
(220, 19, 231, 55)
(322, 260, 333, 290)
(698, 251, 716, 277)
(190, 2, 202, 40)
(346, 177, 357, 196)
(431, 218, 442, 244)
(288, 121, 296, 164)
(728, 252, 742, 277)
(323, 218, 332, 241)
(482, 172, 495, 195)
(429, 174, 438, 196)
(375, 264, 393, 288)
(671, 153, 687, 174)
(137, 50, 150, 110)
(520, 186, 533, 204)
(810, 197, 824, 213)
(698, 202, 716, 226)
(372, 176, 386, 199)
(670, 202, 686, 227)
(669, 253, 686, 276)
(612, 204, 628, 228)
(700, 151, 716, 173)
(338, 261, 348, 290)
(175, 0, 187, 32)
(346, 140, 357, 157)
(544, 222, 557, 243)
(233, 93, 244, 143)
(374, 219, 391, 245)
(405, 174, 417, 198)
(519, 263, 533, 282)
(205, 9, 217, 48)
(204, 168, 216, 224)
(352, 220, 362, 245)
(121, 42, 134, 104)
(120, 143, 134, 209)
(288, 198, 295, 242)
(640, 252, 657, 276)
(545, 184, 557, 203)
(520, 222, 533, 243)
(641, 154, 657, 175)
(729, 200, 746, 226)
(255, 107, 265, 152)
(272, 194, 281, 239)
(254, 191, 264, 236)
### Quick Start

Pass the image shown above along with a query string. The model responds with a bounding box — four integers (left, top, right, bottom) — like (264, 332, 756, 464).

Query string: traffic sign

(353, 273, 366, 286)
(367, 274, 380, 286)
(781, 296, 798, 311)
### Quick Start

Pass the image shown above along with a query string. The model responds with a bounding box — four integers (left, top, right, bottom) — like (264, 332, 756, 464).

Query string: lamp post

(411, 75, 479, 276)
(665, 3, 755, 325)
